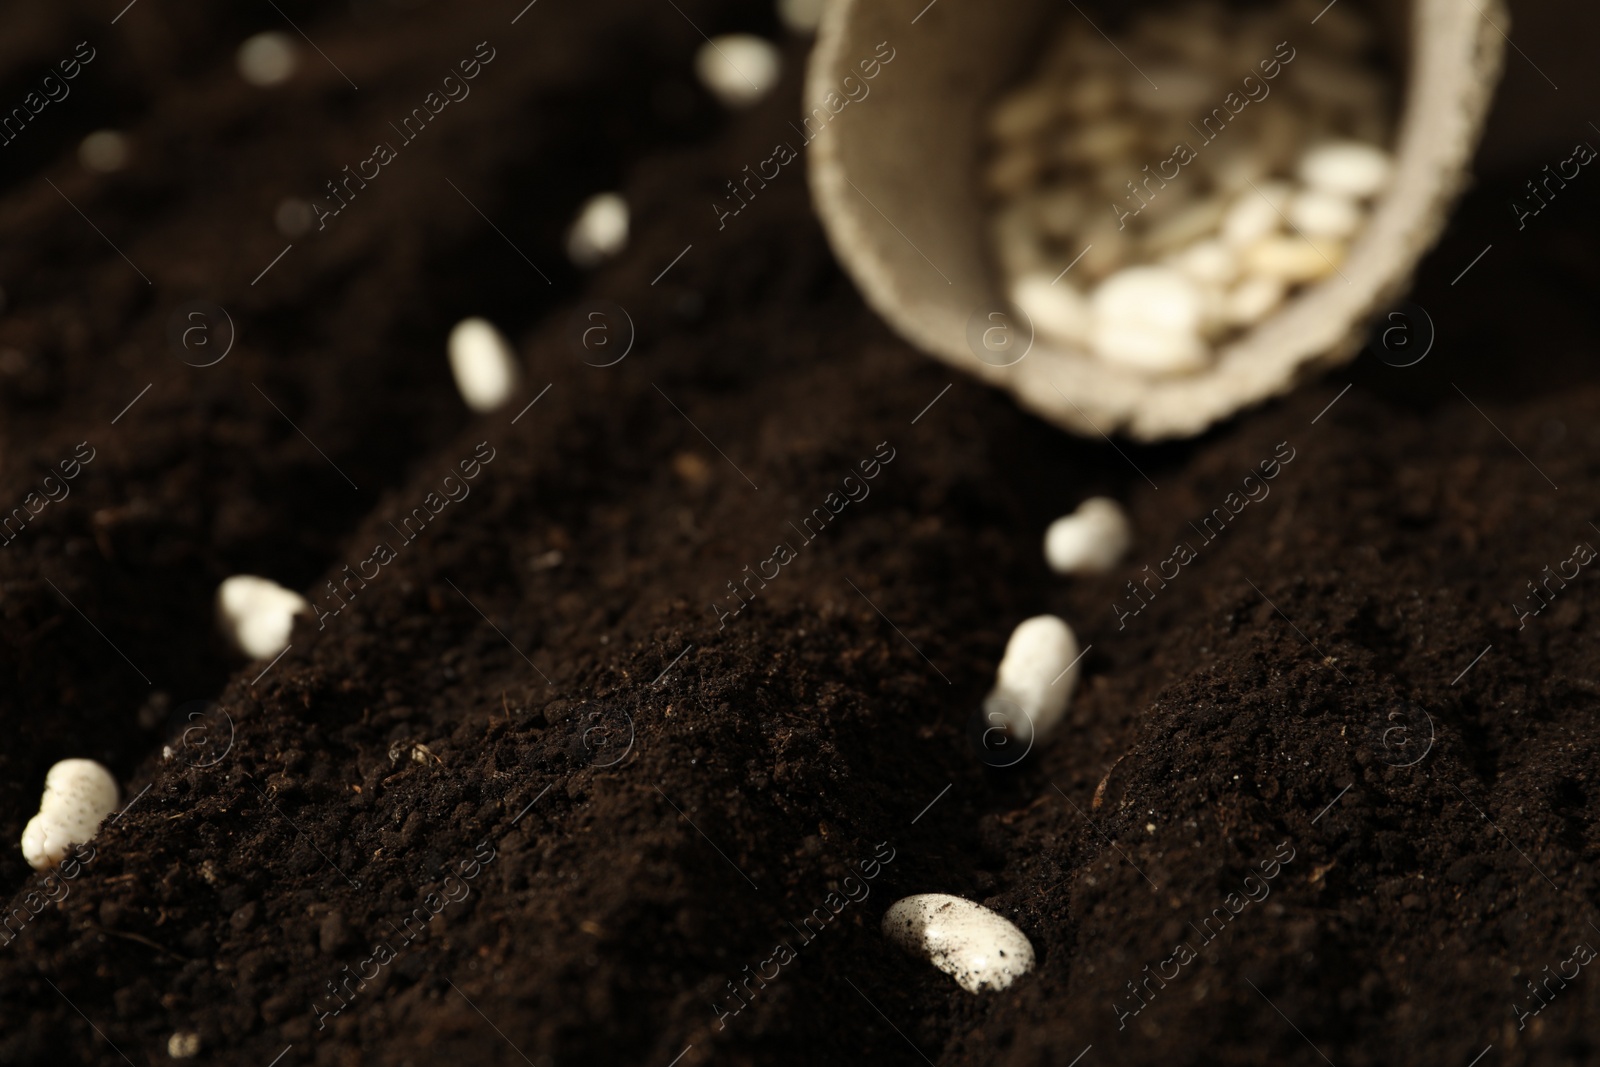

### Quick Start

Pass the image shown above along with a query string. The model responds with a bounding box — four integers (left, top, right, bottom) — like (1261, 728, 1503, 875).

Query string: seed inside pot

(984, 0, 1395, 378)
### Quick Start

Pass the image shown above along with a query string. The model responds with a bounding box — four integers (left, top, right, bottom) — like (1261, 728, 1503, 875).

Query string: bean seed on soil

(20, 759, 119, 871)
(883, 893, 1036, 994)
(1044, 496, 1132, 575)
(447, 317, 520, 413)
(215, 575, 309, 660)
(986, 614, 1081, 745)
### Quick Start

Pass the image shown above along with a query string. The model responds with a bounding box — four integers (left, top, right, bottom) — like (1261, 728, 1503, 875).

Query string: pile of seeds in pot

(984, 0, 1396, 375)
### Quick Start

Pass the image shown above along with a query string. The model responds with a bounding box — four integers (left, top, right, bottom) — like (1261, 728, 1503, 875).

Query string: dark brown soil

(4, 2, 1600, 1065)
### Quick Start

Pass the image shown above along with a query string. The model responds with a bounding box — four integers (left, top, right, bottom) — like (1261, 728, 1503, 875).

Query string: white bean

(1167, 238, 1238, 287)
(567, 192, 629, 268)
(1011, 274, 1092, 348)
(21, 760, 119, 871)
(1243, 235, 1345, 283)
(1288, 189, 1361, 239)
(883, 894, 1035, 994)
(1091, 321, 1208, 374)
(1092, 265, 1204, 336)
(216, 575, 309, 660)
(695, 34, 781, 109)
(1074, 216, 1132, 282)
(990, 615, 1081, 742)
(1221, 183, 1291, 248)
(78, 131, 130, 174)
(1298, 141, 1392, 199)
(447, 317, 521, 413)
(776, 0, 825, 34)
(1223, 275, 1288, 326)
(1044, 496, 1132, 574)
(1209, 146, 1270, 195)
(167, 1033, 202, 1059)
(237, 32, 297, 88)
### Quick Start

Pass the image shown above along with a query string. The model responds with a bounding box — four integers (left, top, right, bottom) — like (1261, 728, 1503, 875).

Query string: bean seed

(1299, 140, 1393, 198)
(883, 894, 1036, 994)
